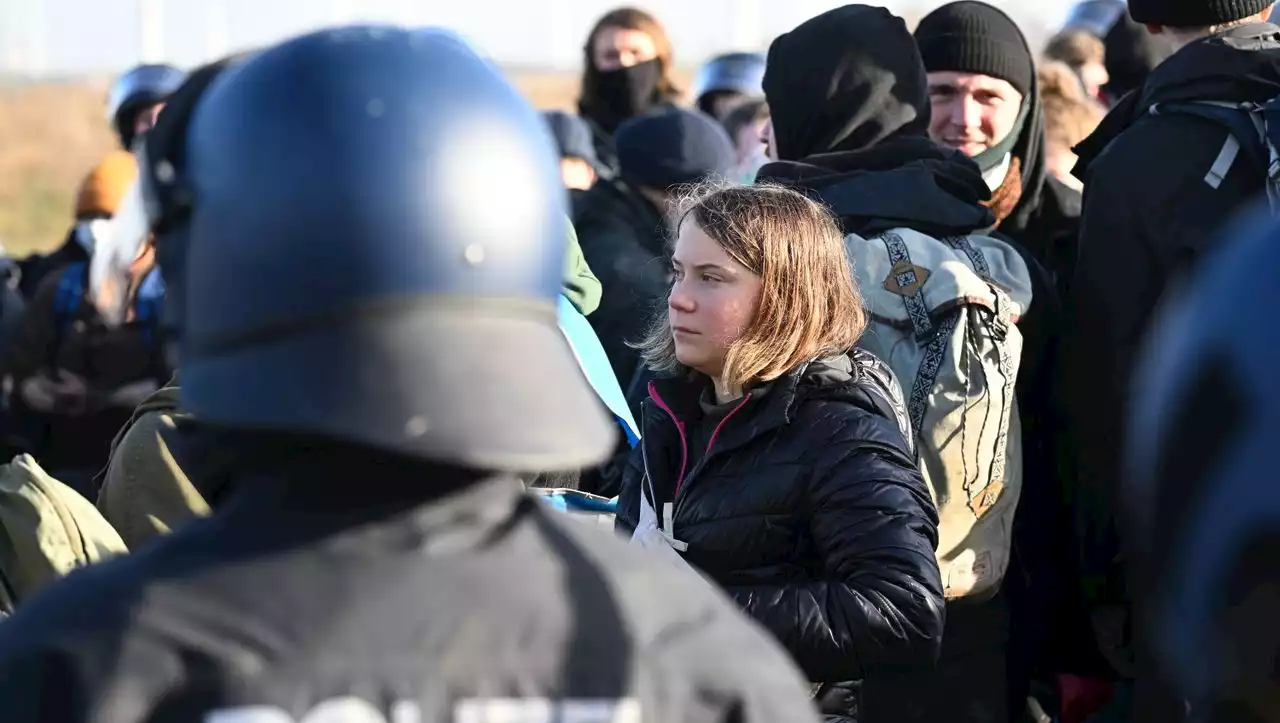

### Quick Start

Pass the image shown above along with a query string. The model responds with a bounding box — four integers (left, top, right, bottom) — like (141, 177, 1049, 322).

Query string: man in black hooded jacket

(1062, 2, 1280, 718)
(754, 6, 1052, 722)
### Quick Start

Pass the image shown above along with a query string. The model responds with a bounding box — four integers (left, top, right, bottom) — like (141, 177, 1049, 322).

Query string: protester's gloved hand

(20, 371, 88, 415)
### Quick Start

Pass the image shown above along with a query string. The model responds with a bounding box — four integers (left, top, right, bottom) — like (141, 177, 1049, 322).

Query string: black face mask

(589, 59, 662, 133)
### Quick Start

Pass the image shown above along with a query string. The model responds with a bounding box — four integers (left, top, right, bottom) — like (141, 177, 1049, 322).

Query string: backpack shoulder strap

(52, 262, 87, 331)
(1149, 100, 1271, 192)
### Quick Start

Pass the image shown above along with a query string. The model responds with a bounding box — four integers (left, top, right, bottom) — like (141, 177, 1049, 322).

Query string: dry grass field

(0, 69, 606, 259)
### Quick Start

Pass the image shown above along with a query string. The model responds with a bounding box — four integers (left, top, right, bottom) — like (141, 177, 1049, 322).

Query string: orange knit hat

(75, 150, 139, 219)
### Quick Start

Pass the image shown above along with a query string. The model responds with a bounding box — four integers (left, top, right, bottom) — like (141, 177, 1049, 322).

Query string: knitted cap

(615, 107, 736, 189)
(1128, 0, 1271, 27)
(75, 150, 139, 219)
(914, 1, 1034, 97)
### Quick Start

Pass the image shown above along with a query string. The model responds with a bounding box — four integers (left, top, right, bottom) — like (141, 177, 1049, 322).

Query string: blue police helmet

(106, 63, 187, 149)
(1062, 0, 1126, 38)
(692, 52, 766, 104)
(1125, 203, 1280, 717)
(169, 26, 616, 472)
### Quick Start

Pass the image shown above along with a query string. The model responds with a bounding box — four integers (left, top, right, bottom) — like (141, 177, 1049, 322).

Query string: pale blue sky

(0, 0, 1078, 77)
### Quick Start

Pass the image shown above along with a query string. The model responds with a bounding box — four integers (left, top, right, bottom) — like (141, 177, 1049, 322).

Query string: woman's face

(591, 26, 658, 72)
(668, 220, 762, 379)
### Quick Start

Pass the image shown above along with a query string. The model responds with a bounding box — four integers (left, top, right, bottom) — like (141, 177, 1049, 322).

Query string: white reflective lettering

(455, 699, 553, 723)
(204, 697, 639, 723)
(300, 697, 389, 723)
(391, 700, 424, 723)
(205, 708, 295, 723)
(453, 698, 641, 723)
(562, 700, 641, 723)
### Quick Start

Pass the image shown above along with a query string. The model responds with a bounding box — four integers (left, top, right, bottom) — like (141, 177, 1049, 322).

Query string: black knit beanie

(615, 107, 736, 189)
(913, 1, 1034, 97)
(1127, 0, 1271, 27)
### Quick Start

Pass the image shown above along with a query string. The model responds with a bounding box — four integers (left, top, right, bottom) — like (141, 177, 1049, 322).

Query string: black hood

(983, 8, 1049, 241)
(1077, 22, 1280, 175)
(763, 5, 931, 160)
(756, 4, 994, 237)
(756, 137, 995, 238)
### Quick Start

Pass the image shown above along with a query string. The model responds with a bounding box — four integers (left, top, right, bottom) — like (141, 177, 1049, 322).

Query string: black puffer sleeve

(728, 412, 945, 683)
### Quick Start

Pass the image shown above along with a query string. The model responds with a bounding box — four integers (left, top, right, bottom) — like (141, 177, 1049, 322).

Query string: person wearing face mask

(915, 1, 1084, 296)
(577, 7, 683, 176)
(3, 152, 168, 501)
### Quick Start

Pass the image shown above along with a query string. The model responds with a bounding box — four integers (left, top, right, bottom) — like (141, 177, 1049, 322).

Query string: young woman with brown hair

(616, 183, 945, 720)
(577, 7, 682, 172)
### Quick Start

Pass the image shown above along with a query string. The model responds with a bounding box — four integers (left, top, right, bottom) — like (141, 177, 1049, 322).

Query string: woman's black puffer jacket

(616, 350, 945, 720)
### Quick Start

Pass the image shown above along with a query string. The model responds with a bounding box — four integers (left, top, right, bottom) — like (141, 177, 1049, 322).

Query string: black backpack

(1149, 98, 1280, 211)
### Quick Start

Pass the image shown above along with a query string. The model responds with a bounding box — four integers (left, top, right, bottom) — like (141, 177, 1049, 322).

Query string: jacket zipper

(674, 393, 753, 509)
(647, 381, 689, 497)
(646, 384, 754, 535)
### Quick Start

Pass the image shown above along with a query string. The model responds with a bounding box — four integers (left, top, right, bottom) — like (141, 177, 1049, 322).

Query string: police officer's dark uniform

(0, 27, 820, 723)
(1123, 205, 1280, 723)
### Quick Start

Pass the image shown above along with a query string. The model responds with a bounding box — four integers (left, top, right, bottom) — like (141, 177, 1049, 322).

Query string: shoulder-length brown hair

(636, 182, 867, 389)
(579, 7, 682, 109)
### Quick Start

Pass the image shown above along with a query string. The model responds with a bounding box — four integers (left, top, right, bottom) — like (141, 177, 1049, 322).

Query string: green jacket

(562, 224, 601, 316)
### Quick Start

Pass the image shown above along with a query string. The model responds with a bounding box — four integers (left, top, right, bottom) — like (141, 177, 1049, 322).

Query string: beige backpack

(846, 228, 1033, 600)
(0, 454, 128, 614)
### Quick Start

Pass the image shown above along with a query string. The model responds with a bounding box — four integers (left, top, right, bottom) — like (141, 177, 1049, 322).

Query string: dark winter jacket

(0, 446, 822, 722)
(573, 177, 669, 398)
(1063, 22, 1280, 615)
(616, 351, 945, 718)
